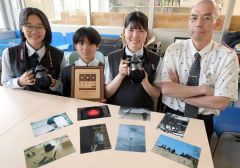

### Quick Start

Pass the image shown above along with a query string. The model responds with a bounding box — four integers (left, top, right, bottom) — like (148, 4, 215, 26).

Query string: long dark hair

(19, 7, 52, 45)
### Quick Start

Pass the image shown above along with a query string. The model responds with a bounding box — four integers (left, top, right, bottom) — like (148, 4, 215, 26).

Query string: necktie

(184, 52, 201, 118)
(32, 52, 40, 67)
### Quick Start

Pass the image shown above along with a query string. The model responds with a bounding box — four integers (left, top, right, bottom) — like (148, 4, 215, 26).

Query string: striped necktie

(32, 52, 40, 66)
(184, 52, 201, 118)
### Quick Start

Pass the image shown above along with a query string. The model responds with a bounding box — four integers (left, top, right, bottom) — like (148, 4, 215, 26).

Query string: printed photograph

(157, 112, 189, 137)
(115, 124, 146, 152)
(80, 124, 111, 154)
(119, 106, 150, 121)
(77, 105, 111, 120)
(31, 112, 73, 137)
(152, 134, 201, 168)
(24, 135, 75, 168)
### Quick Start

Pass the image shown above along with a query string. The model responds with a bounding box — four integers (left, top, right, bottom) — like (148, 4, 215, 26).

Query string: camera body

(34, 65, 52, 91)
(127, 55, 145, 83)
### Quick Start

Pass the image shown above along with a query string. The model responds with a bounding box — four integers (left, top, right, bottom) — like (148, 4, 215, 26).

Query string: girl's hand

(18, 70, 35, 86)
(118, 59, 129, 78)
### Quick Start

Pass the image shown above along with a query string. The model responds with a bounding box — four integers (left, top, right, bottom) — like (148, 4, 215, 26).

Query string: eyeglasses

(23, 25, 45, 32)
(189, 15, 215, 23)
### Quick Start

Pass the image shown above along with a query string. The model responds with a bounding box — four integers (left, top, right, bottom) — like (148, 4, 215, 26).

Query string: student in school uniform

(104, 11, 161, 111)
(1, 7, 65, 94)
(61, 27, 103, 97)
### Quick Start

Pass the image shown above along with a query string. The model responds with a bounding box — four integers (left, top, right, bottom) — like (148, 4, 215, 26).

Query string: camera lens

(35, 75, 51, 91)
(130, 69, 145, 83)
(34, 65, 51, 91)
(128, 55, 145, 83)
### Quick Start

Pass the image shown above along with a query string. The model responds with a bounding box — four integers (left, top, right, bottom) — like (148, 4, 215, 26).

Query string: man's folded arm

(184, 96, 230, 111)
(161, 82, 214, 98)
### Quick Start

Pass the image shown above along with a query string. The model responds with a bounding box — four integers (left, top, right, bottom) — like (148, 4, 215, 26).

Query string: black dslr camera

(127, 55, 145, 83)
(34, 65, 52, 91)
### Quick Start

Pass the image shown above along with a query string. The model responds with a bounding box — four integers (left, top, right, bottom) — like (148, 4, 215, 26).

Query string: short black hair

(19, 7, 52, 45)
(124, 11, 148, 31)
(73, 27, 101, 46)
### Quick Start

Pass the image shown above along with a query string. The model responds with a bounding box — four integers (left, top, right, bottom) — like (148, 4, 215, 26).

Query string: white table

(0, 87, 214, 168)
(0, 87, 58, 136)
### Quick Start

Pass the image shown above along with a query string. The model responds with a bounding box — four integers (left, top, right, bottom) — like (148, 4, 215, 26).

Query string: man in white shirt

(160, 0, 239, 142)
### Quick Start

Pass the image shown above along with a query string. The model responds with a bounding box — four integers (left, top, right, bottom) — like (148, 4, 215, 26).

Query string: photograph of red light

(87, 109, 101, 117)
(77, 105, 111, 120)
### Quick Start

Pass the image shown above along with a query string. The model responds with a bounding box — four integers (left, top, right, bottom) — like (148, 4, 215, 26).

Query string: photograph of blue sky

(155, 135, 201, 159)
(115, 124, 146, 152)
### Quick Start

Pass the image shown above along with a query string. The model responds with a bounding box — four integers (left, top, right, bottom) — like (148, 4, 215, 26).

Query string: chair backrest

(98, 35, 122, 56)
(68, 51, 79, 65)
(68, 51, 105, 65)
(214, 107, 240, 137)
(51, 32, 66, 47)
(0, 39, 20, 56)
(65, 32, 74, 51)
(15, 30, 21, 39)
(224, 32, 240, 48)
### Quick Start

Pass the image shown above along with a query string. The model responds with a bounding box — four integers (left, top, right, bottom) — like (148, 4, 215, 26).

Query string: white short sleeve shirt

(160, 39, 239, 115)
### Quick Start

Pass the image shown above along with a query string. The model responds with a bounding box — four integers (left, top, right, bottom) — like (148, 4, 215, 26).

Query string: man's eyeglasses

(23, 25, 45, 32)
(189, 15, 215, 23)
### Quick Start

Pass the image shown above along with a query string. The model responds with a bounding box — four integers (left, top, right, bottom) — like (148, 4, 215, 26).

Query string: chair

(98, 34, 122, 56)
(0, 39, 20, 56)
(15, 30, 21, 39)
(212, 107, 240, 168)
(68, 51, 105, 65)
(213, 107, 240, 138)
(65, 32, 74, 51)
(51, 32, 66, 47)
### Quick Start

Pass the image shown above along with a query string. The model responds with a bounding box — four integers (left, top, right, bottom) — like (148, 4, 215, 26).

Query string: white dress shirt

(74, 57, 99, 66)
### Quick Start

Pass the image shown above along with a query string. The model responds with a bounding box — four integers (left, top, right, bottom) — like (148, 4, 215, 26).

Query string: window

(153, 0, 225, 30)
(23, 0, 235, 31)
(24, 0, 149, 27)
(0, 6, 5, 29)
(24, 0, 88, 25)
(90, 0, 149, 26)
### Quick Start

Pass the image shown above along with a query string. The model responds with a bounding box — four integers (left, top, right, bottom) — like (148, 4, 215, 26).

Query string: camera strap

(18, 42, 27, 70)
(46, 46, 54, 70)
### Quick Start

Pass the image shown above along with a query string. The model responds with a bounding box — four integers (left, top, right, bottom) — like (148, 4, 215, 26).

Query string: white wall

(153, 29, 222, 51)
